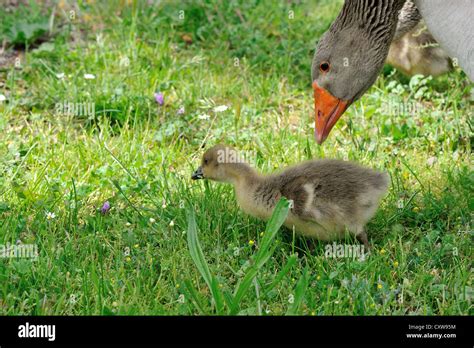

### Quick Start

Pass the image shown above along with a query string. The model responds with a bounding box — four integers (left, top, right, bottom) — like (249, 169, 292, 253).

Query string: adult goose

(311, 0, 473, 144)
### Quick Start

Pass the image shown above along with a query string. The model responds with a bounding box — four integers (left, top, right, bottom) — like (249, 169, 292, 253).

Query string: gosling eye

(204, 159, 208, 165)
(319, 61, 330, 73)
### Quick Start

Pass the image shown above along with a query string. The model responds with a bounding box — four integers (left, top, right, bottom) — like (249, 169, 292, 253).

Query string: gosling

(387, 21, 453, 77)
(191, 145, 389, 249)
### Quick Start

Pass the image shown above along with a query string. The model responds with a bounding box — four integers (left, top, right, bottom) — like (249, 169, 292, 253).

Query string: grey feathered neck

(332, 0, 407, 44)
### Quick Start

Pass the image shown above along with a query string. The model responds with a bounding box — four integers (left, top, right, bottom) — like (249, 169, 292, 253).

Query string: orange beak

(313, 81, 351, 144)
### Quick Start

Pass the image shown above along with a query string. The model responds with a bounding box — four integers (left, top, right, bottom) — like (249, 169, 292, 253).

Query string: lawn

(0, 0, 472, 315)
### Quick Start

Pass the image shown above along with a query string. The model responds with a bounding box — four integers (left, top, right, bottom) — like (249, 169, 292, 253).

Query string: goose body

(415, 0, 473, 79)
(311, 0, 473, 144)
(192, 145, 389, 247)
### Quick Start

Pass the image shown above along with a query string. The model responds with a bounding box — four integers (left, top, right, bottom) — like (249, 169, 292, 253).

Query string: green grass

(0, 0, 472, 315)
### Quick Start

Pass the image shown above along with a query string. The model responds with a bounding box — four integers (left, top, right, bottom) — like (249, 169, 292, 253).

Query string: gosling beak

(191, 166, 204, 180)
(313, 81, 351, 145)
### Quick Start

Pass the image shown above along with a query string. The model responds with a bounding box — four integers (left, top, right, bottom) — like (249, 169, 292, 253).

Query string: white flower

(0, 94, 6, 102)
(198, 113, 210, 120)
(213, 105, 228, 113)
(84, 73, 96, 80)
(162, 203, 167, 209)
(56, 73, 65, 79)
(288, 294, 294, 304)
(233, 247, 240, 257)
(46, 212, 56, 220)
(125, 222, 131, 227)
(169, 220, 175, 227)
(120, 56, 130, 67)
(96, 33, 104, 46)
(177, 294, 185, 303)
(149, 217, 156, 224)
(426, 156, 437, 167)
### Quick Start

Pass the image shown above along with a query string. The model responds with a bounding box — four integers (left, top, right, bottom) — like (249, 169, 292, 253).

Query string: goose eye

(319, 61, 330, 73)
(204, 159, 208, 165)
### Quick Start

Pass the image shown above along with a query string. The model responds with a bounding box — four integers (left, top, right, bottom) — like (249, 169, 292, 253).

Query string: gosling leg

(356, 231, 370, 251)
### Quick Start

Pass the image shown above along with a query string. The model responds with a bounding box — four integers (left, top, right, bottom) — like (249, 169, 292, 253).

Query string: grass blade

(231, 198, 290, 314)
(286, 267, 309, 315)
(182, 279, 206, 314)
(255, 198, 290, 263)
(262, 253, 298, 298)
(186, 206, 224, 314)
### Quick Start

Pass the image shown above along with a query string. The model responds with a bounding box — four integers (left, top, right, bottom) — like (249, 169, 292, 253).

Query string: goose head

(192, 145, 252, 184)
(311, 0, 405, 144)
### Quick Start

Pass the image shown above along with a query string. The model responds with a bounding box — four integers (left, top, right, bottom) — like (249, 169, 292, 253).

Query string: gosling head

(192, 144, 250, 184)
